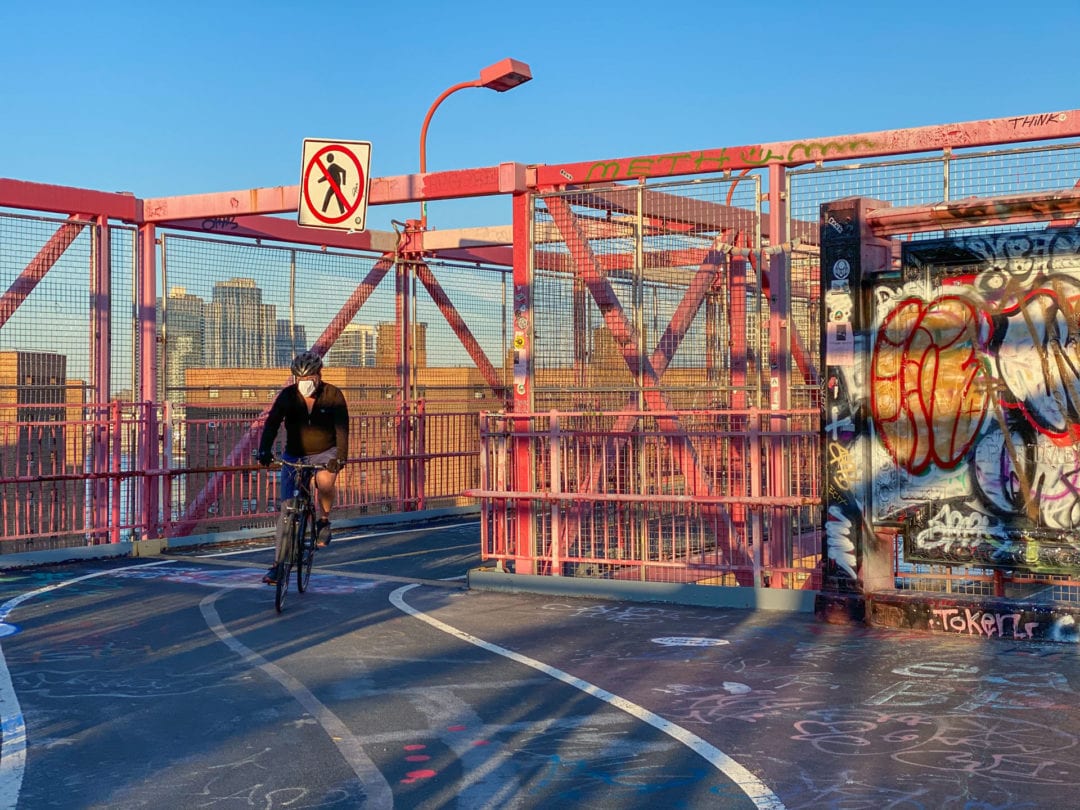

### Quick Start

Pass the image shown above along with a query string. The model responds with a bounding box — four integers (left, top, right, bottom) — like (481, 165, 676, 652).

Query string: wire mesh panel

(109, 226, 137, 399)
(0, 214, 95, 401)
(532, 177, 764, 412)
(159, 234, 398, 399)
(413, 259, 511, 393)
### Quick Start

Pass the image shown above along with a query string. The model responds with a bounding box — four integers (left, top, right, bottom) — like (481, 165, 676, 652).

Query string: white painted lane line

(199, 590, 392, 809)
(388, 583, 786, 810)
(0, 560, 175, 810)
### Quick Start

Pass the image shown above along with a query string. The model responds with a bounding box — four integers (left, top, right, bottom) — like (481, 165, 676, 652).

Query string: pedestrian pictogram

(298, 138, 372, 232)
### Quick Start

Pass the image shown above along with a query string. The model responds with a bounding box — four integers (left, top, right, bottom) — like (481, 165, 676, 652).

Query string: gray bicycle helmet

(290, 350, 324, 377)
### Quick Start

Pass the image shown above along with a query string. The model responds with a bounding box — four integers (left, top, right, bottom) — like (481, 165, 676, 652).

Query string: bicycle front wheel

(276, 534, 296, 613)
(297, 509, 315, 593)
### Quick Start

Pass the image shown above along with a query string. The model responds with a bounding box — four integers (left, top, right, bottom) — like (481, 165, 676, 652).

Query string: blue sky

(2, 0, 1079, 232)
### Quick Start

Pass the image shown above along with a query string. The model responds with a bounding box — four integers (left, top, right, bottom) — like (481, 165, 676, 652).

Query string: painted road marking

(388, 583, 787, 810)
(0, 560, 176, 810)
(200, 590, 392, 809)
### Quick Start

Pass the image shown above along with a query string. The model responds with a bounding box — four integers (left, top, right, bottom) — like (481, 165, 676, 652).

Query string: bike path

(0, 520, 1078, 808)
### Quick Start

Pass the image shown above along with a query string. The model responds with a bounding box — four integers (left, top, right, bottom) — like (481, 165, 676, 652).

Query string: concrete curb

(0, 506, 480, 570)
(467, 568, 818, 613)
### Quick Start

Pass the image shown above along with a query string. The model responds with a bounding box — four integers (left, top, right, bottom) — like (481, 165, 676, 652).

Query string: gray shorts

(297, 448, 338, 467)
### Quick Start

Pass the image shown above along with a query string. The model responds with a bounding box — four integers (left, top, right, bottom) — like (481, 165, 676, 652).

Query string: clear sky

(2, 0, 1078, 232)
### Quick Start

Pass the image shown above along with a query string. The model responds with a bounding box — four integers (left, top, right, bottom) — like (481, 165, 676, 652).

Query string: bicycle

(271, 458, 323, 613)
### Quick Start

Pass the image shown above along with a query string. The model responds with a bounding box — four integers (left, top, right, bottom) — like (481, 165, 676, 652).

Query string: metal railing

(473, 409, 821, 588)
(0, 400, 482, 551)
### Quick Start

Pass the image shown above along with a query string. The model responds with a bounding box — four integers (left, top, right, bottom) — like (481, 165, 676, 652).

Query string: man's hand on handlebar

(256, 450, 275, 468)
(325, 457, 343, 474)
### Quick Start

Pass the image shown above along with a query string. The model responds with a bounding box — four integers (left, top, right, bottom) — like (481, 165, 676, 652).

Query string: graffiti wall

(823, 200, 1080, 582)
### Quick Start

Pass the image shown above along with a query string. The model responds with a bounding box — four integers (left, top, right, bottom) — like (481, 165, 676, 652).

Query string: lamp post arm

(419, 79, 481, 176)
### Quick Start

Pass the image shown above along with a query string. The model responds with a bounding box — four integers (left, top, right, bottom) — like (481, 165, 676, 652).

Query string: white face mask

(298, 380, 317, 398)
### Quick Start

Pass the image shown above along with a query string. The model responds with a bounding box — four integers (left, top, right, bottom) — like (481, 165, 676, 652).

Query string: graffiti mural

(820, 199, 881, 591)
(870, 227, 1080, 572)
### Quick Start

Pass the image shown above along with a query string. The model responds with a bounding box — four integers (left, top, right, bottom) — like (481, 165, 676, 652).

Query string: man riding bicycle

(257, 350, 349, 584)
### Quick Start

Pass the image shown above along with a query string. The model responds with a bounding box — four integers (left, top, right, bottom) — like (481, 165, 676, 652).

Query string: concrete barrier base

(468, 568, 818, 613)
(816, 589, 1080, 644)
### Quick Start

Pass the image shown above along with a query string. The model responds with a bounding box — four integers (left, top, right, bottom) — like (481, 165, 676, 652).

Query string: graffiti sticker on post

(298, 138, 372, 232)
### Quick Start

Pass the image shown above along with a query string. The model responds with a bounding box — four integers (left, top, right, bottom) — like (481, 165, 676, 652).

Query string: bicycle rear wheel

(297, 509, 315, 593)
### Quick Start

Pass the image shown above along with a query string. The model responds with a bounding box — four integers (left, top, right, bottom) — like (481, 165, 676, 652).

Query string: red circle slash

(302, 144, 366, 225)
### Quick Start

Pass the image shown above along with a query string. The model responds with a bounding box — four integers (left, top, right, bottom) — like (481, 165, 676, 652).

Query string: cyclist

(257, 350, 349, 584)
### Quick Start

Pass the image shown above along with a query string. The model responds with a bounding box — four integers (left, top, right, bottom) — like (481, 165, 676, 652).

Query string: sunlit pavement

(1, 519, 1078, 809)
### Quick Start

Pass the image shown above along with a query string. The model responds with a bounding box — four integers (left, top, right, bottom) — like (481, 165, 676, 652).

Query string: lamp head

(479, 58, 533, 92)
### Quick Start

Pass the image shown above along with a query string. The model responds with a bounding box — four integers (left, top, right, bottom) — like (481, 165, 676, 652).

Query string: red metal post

(511, 190, 535, 572)
(92, 217, 114, 543)
(766, 163, 792, 586)
(414, 398, 426, 511)
(397, 235, 413, 511)
(110, 400, 122, 544)
(549, 411, 562, 575)
(138, 223, 161, 536)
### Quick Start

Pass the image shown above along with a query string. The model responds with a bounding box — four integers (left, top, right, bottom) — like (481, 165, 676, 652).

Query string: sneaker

(262, 564, 281, 585)
(316, 519, 332, 547)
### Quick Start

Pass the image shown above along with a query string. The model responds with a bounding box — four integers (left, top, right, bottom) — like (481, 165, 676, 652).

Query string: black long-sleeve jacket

(258, 382, 349, 460)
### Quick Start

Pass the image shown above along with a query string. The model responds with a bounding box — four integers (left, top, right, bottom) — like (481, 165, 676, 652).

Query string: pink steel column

(397, 230, 416, 510)
(511, 190, 536, 573)
(137, 223, 161, 536)
(91, 217, 112, 542)
(766, 163, 792, 585)
(92, 215, 111, 403)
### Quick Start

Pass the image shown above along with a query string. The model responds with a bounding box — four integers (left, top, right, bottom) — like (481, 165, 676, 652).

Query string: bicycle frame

(274, 459, 323, 612)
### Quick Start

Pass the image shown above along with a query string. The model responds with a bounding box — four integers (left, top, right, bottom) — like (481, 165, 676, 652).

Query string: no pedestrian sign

(298, 138, 372, 232)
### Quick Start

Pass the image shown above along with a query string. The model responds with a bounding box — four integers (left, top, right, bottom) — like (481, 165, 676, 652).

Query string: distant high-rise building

(328, 323, 377, 367)
(204, 278, 278, 368)
(159, 286, 206, 401)
(276, 319, 308, 367)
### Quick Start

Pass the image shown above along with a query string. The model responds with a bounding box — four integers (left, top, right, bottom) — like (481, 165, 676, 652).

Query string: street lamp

(418, 57, 532, 229)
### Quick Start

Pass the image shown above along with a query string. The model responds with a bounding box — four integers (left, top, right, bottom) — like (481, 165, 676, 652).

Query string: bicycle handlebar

(274, 457, 327, 471)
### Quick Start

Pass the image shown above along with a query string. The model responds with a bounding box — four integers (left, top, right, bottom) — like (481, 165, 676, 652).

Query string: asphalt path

(0, 518, 1079, 808)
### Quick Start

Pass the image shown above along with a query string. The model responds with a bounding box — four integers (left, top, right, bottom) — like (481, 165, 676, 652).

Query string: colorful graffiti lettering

(871, 295, 992, 473)
(825, 220, 1080, 577)
(930, 607, 1040, 639)
(581, 138, 876, 182)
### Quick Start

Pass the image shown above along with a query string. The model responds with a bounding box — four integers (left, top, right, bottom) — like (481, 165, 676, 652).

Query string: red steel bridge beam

(534, 109, 1080, 187)
(0, 178, 138, 220)
(141, 163, 529, 221)
(866, 187, 1080, 236)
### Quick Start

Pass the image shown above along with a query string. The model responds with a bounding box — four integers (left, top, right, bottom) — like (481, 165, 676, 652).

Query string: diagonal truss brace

(0, 214, 90, 329)
(544, 196, 714, 497)
(414, 261, 504, 394)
